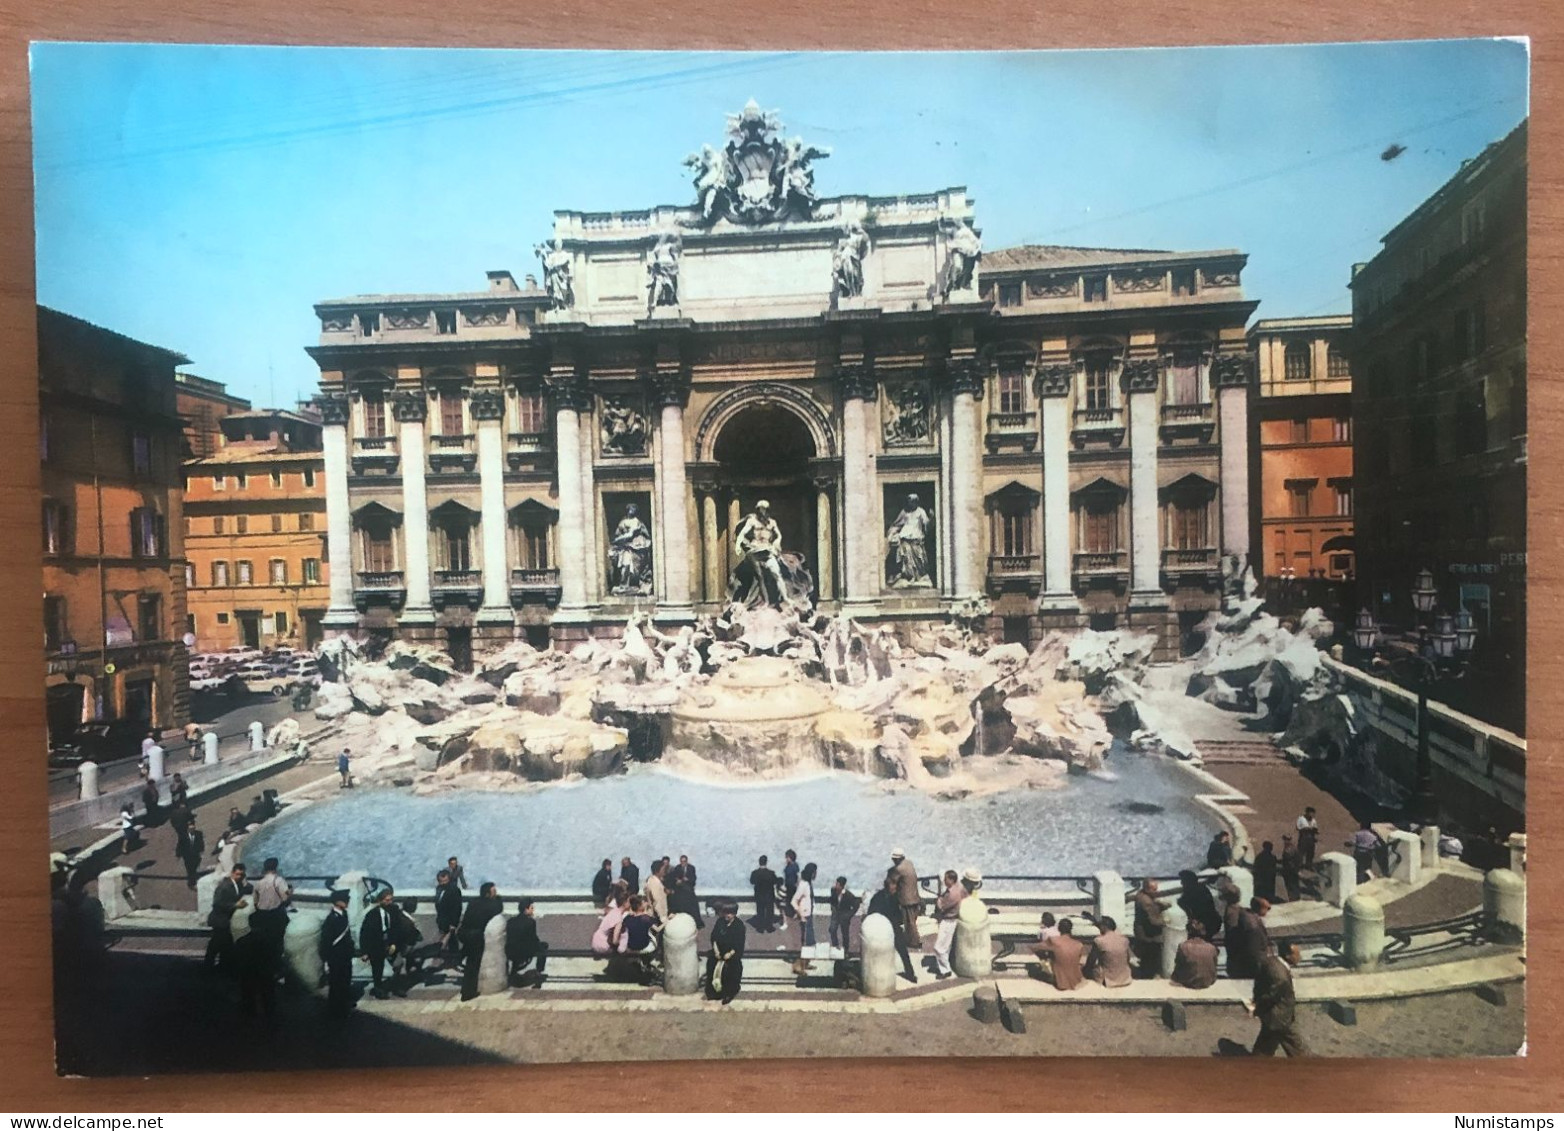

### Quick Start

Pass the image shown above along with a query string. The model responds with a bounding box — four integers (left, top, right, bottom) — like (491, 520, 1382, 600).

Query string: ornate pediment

(683, 100, 831, 226)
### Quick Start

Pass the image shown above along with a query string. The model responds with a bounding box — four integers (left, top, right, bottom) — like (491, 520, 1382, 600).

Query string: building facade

(1348, 120, 1527, 733)
(309, 106, 1257, 662)
(176, 371, 252, 459)
(1248, 314, 1355, 600)
(184, 410, 330, 653)
(40, 307, 190, 743)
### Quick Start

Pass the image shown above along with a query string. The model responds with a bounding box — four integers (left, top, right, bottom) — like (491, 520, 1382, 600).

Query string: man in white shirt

(249, 856, 292, 962)
(932, 870, 965, 979)
(1296, 807, 1320, 869)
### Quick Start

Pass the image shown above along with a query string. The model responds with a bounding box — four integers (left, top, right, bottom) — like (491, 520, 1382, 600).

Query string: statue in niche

(609, 504, 654, 596)
(938, 218, 982, 299)
(727, 499, 814, 611)
(832, 222, 869, 300)
(600, 398, 648, 456)
(883, 384, 930, 445)
(535, 238, 574, 309)
(646, 232, 682, 313)
(885, 493, 934, 588)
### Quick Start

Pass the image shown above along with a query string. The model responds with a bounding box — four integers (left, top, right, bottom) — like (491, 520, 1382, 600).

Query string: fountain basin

(241, 751, 1224, 893)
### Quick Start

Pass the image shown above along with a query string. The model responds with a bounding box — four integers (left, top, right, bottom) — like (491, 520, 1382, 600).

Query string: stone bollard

(1342, 893, 1386, 970)
(952, 896, 993, 978)
(230, 900, 255, 943)
(971, 983, 1001, 1023)
(662, 912, 700, 995)
(96, 866, 136, 921)
(1507, 833, 1526, 875)
(859, 913, 899, 998)
(1387, 831, 1422, 884)
(248, 720, 266, 752)
(1092, 870, 1128, 927)
(1219, 866, 1253, 909)
(1483, 868, 1525, 945)
(1316, 852, 1357, 908)
(283, 909, 327, 991)
(78, 760, 100, 801)
(196, 869, 221, 919)
(147, 743, 165, 782)
(1419, 825, 1441, 872)
(1159, 904, 1189, 979)
(477, 912, 509, 995)
(203, 730, 220, 765)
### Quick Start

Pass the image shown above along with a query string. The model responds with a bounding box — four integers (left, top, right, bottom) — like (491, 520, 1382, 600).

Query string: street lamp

(1352, 608, 1378, 653)
(1412, 567, 1439, 617)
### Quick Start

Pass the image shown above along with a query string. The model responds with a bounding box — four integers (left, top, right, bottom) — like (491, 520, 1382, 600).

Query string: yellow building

(184, 410, 330, 652)
(40, 307, 190, 743)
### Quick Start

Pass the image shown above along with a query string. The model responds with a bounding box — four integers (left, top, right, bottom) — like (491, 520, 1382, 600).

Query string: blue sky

(31, 41, 1527, 408)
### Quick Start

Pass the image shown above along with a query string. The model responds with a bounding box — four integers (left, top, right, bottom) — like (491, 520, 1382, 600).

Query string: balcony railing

(1074, 407, 1120, 424)
(1162, 547, 1218, 570)
(510, 567, 562, 608)
(1070, 406, 1124, 448)
(1072, 550, 1128, 591)
(985, 410, 1038, 452)
(355, 569, 406, 611)
(988, 553, 1040, 575)
(431, 567, 482, 610)
(507, 431, 553, 468)
(429, 433, 477, 473)
(1159, 401, 1215, 443)
(351, 435, 399, 474)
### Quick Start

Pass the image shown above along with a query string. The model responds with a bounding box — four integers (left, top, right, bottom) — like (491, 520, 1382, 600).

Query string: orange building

(1248, 315, 1355, 587)
(183, 409, 330, 652)
(176, 371, 252, 458)
(40, 307, 190, 743)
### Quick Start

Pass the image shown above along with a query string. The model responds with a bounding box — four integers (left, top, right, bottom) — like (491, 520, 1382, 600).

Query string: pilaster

(1212, 353, 1254, 562)
(1035, 364, 1078, 611)
(1123, 358, 1164, 606)
(835, 332, 879, 612)
(546, 363, 591, 618)
(471, 388, 513, 624)
(317, 393, 357, 628)
(394, 388, 434, 622)
(647, 339, 693, 618)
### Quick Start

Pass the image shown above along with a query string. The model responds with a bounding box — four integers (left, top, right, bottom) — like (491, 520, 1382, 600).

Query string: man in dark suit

(433, 868, 463, 958)
(1250, 942, 1307, 1056)
(505, 897, 549, 987)
(706, 901, 746, 1005)
(1171, 919, 1219, 989)
(458, 881, 505, 1001)
(1227, 898, 1273, 980)
(204, 863, 251, 973)
(867, 874, 917, 983)
(591, 859, 614, 906)
(1131, 878, 1168, 978)
(360, 887, 417, 998)
(749, 855, 779, 932)
(319, 889, 356, 1017)
(619, 856, 640, 897)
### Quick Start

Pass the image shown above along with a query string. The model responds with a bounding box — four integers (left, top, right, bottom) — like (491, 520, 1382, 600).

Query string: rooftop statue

(938, 218, 982, 299)
(682, 100, 832, 226)
(534, 238, 574, 309)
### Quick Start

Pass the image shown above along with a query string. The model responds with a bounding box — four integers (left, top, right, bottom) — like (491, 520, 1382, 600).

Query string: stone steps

(1195, 739, 1286, 765)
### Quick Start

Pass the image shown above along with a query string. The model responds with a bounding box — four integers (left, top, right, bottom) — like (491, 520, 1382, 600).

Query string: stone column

(1159, 904, 1189, 978)
(859, 913, 899, 997)
(1036, 365, 1077, 609)
(1420, 825, 1443, 871)
(662, 912, 700, 995)
(147, 743, 165, 782)
(477, 912, 510, 995)
(318, 394, 357, 627)
(1343, 893, 1386, 969)
(701, 491, 721, 603)
(650, 368, 693, 616)
(1212, 355, 1254, 562)
(78, 760, 99, 800)
(472, 390, 513, 623)
(394, 391, 434, 622)
(1387, 830, 1423, 884)
(947, 355, 985, 599)
(727, 494, 742, 587)
(838, 361, 879, 610)
(814, 479, 835, 603)
(96, 865, 135, 921)
(1124, 359, 1164, 602)
(1483, 868, 1525, 944)
(951, 894, 993, 977)
(547, 371, 589, 614)
(203, 730, 219, 764)
(1507, 832, 1527, 875)
(1316, 851, 1357, 908)
(283, 908, 327, 991)
(1092, 869, 1129, 927)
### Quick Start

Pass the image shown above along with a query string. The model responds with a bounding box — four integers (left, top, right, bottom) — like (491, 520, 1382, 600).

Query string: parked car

(284, 658, 322, 686)
(48, 718, 146, 767)
(243, 671, 297, 697)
